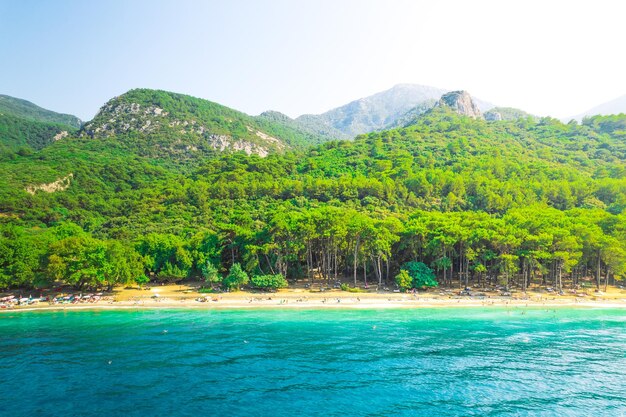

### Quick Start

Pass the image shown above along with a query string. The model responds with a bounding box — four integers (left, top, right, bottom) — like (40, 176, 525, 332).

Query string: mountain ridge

(572, 94, 626, 121)
(80, 88, 335, 158)
(294, 84, 496, 138)
(0, 94, 81, 129)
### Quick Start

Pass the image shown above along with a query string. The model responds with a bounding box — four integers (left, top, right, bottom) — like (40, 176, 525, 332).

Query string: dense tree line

(1, 205, 624, 291)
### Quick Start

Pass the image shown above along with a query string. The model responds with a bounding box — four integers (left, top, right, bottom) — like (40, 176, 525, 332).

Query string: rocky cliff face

(436, 91, 483, 119)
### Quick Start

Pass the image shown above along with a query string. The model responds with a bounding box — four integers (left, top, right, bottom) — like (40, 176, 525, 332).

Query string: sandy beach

(3, 282, 626, 312)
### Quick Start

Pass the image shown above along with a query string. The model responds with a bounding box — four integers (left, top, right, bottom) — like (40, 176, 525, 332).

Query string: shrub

(395, 270, 413, 291)
(340, 283, 366, 292)
(223, 263, 249, 290)
(202, 261, 221, 286)
(400, 261, 438, 288)
(251, 274, 288, 290)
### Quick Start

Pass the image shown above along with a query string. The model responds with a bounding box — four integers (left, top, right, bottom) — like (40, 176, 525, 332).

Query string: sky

(1, 0, 625, 121)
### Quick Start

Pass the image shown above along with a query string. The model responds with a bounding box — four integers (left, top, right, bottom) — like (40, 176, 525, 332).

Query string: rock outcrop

(484, 111, 502, 121)
(53, 130, 69, 141)
(436, 91, 483, 119)
(25, 174, 73, 195)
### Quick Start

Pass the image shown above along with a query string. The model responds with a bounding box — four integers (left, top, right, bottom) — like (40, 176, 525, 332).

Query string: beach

(3, 282, 626, 312)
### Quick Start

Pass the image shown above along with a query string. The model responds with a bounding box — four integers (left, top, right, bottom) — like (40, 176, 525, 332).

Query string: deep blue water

(1, 307, 625, 416)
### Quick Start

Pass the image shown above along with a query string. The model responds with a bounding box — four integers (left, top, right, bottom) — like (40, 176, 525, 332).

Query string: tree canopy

(1, 109, 626, 291)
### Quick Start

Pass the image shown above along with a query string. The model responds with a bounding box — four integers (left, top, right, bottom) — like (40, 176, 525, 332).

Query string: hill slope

(0, 94, 81, 128)
(82, 89, 331, 158)
(3, 108, 625, 227)
(255, 110, 340, 145)
(0, 113, 76, 155)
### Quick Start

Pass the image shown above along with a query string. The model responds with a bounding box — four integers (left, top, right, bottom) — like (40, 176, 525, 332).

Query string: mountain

(0, 85, 510, 159)
(385, 99, 438, 129)
(0, 94, 81, 128)
(573, 94, 626, 121)
(82, 89, 331, 158)
(394, 93, 533, 128)
(296, 84, 446, 138)
(295, 84, 496, 137)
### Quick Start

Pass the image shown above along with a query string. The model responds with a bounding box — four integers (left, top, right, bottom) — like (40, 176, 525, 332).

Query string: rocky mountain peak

(436, 91, 483, 119)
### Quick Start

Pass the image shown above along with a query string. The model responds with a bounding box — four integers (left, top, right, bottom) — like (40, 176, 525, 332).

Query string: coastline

(4, 287, 626, 313)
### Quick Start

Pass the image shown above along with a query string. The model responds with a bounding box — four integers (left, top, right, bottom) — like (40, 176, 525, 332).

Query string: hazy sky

(1, 0, 625, 121)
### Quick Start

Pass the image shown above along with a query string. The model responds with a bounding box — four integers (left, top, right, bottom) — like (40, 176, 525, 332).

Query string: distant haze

(573, 94, 626, 121)
(1, 0, 625, 121)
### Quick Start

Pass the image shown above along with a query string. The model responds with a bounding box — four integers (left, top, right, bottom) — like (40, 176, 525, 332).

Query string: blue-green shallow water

(1, 308, 625, 417)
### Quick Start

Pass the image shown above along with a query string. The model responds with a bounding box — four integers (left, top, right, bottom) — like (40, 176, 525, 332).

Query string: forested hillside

(81, 89, 332, 159)
(0, 94, 81, 156)
(0, 113, 77, 155)
(1, 104, 625, 291)
(0, 94, 81, 128)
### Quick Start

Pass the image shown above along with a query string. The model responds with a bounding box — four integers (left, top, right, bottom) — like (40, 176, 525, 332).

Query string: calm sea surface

(1, 307, 624, 416)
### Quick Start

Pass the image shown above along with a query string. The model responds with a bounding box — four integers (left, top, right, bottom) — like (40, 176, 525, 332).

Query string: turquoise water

(1, 308, 625, 416)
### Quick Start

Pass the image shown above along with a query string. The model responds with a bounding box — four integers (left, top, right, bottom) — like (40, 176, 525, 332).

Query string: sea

(1, 307, 624, 416)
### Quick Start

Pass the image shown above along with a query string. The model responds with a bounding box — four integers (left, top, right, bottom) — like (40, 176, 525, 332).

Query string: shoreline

(5, 297, 626, 313)
(3, 282, 625, 313)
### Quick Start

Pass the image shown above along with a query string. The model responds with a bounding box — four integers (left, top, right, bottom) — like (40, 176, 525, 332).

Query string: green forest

(1, 90, 625, 292)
